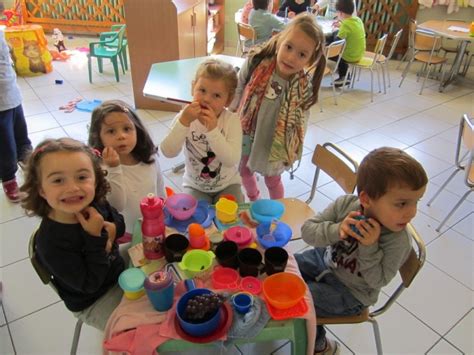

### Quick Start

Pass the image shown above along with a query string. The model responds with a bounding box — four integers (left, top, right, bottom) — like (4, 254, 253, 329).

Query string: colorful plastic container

(178, 250, 215, 278)
(211, 266, 240, 290)
(223, 226, 253, 248)
(256, 221, 292, 249)
(166, 193, 198, 221)
(118, 268, 146, 300)
(262, 272, 306, 309)
(250, 199, 285, 223)
(215, 197, 238, 223)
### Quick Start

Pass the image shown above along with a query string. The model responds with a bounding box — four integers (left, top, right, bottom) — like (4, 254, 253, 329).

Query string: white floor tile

(426, 229, 473, 290)
(0, 324, 14, 355)
(450, 212, 473, 240)
(0, 216, 40, 267)
(426, 339, 463, 354)
(445, 309, 473, 354)
(24, 112, 60, 133)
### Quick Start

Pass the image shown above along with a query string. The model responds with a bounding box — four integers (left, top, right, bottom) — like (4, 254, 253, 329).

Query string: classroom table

(103, 209, 318, 355)
(143, 55, 245, 105)
(417, 20, 473, 91)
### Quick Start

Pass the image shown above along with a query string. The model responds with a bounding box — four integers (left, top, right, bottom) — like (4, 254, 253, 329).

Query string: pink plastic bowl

(166, 193, 198, 221)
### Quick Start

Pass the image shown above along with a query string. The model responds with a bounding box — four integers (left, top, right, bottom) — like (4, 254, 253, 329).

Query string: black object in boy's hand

(350, 215, 367, 238)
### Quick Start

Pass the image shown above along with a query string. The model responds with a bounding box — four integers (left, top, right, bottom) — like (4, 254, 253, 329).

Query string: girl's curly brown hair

(20, 138, 110, 218)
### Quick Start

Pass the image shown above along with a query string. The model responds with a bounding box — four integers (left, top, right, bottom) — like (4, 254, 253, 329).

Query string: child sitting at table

(241, 0, 279, 24)
(249, 0, 286, 45)
(329, 0, 365, 87)
(295, 147, 428, 354)
(160, 58, 244, 204)
(20, 138, 126, 331)
(277, 0, 315, 18)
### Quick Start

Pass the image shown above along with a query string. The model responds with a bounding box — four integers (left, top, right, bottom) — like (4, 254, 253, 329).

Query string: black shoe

(334, 76, 351, 88)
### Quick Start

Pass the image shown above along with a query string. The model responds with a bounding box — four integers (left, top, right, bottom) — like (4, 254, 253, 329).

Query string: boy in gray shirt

(296, 147, 428, 354)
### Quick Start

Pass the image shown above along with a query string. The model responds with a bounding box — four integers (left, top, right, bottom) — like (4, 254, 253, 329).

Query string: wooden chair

(28, 231, 83, 355)
(319, 39, 346, 112)
(399, 28, 447, 95)
(427, 114, 474, 232)
(88, 24, 126, 83)
(284, 142, 359, 241)
(364, 29, 403, 87)
(236, 22, 256, 57)
(317, 223, 426, 355)
(345, 34, 388, 102)
(397, 19, 433, 70)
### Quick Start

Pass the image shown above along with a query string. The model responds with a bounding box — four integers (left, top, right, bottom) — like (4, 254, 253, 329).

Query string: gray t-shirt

(0, 30, 22, 111)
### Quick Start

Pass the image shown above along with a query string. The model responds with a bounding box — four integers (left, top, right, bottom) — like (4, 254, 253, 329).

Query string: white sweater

(106, 155, 165, 234)
(160, 109, 242, 193)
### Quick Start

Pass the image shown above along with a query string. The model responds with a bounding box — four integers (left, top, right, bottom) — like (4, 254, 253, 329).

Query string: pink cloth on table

(103, 257, 316, 355)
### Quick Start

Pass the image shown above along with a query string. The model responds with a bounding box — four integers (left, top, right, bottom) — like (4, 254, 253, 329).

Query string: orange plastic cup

(188, 223, 206, 248)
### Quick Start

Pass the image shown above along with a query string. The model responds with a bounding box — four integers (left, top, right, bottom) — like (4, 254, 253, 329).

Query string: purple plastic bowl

(166, 193, 198, 221)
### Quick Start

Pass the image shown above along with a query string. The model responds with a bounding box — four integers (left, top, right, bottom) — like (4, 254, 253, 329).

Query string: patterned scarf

(238, 58, 311, 166)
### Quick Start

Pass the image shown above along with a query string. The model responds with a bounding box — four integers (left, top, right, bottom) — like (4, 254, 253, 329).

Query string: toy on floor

(52, 28, 66, 52)
(49, 49, 70, 61)
(59, 97, 82, 113)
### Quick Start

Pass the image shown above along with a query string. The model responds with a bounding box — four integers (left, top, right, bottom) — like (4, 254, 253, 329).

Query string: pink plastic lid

(240, 276, 262, 295)
(224, 226, 253, 247)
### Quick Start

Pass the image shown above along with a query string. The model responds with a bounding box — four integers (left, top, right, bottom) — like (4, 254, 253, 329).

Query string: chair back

(306, 143, 358, 203)
(28, 230, 54, 287)
(371, 34, 388, 65)
(237, 22, 256, 56)
(386, 28, 403, 60)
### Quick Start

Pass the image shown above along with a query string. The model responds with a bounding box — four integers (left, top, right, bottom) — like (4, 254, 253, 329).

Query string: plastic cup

(264, 247, 288, 275)
(164, 233, 189, 262)
(232, 292, 253, 314)
(144, 271, 174, 312)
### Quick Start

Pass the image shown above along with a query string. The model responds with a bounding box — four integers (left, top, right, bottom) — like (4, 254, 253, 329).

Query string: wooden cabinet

(124, 0, 207, 110)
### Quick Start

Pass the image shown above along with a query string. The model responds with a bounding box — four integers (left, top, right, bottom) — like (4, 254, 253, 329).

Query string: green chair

(88, 25, 125, 83)
(102, 24, 129, 71)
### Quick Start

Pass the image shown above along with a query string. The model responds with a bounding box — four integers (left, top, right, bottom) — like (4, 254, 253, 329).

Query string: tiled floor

(0, 35, 473, 355)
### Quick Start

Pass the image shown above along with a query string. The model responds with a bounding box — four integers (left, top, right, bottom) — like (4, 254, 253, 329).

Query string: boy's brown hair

(357, 147, 428, 199)
(20, 138, 109, 218)
(193, 58, 238, 104)
(252, 0, 270, 11)
(336, 0, 355, 15)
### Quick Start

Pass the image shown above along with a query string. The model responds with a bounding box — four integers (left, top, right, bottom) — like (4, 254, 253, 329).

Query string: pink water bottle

(140, 193, 165, 260)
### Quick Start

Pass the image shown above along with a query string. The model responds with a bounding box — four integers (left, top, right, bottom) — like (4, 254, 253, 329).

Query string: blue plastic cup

(144, 271, 174, 312)
(232, 293, 253, 314)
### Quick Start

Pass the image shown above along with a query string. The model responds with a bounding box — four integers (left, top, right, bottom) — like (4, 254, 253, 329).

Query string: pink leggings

(239, 155, 284, 201)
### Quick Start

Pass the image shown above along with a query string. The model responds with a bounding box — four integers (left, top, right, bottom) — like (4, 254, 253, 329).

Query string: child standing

(249, 0, 286, 45)
(0, 26, 32, 202)
(330, 0, 365, 86)
(88, 100, 165, 237)
(295, 147, 428, 354)
(20, 138, 126, 330)
(160, 59, 243, 204)
(229, 13, 326, 201)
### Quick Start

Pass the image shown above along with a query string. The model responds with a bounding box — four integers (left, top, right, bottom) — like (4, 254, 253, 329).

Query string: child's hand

(76, 207, 104, 237)
(339, 211, 365, 241)
(288, 11, 296, 18)
(102, 147, 120, 168)
(198, 104, 218, 131)
(332, 19, 341, 28)
(103, 221, 116, 253)
(180, 102, 201, 127)
(352, 217, 381, 246)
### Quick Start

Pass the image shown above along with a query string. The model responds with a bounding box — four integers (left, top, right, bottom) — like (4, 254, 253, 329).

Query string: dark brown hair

(88, 100, 157, 164)
(193, 58, 238, 104)
(252, 0, 270, 11)
(20, 138, 110, 218)
(357, 147, 428, 200)
(336, 0, 355, 15)
(248, 13, 326, 109)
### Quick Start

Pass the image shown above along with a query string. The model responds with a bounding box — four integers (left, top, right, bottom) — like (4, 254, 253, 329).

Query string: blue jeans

(0, 105, 32, 182)
(295, 248, 364, 347)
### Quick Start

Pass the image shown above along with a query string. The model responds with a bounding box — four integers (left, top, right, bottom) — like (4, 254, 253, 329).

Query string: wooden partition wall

(358, 0, 419, 55)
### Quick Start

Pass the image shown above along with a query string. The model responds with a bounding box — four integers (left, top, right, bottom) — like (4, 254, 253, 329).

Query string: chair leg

(369, 318, 383, 355)
(70, 319, 83, 355)
(97, 58, 103, 73)
(399, 57, 414, 88)
(87, 55, 92, 83)
(427, 169, 461, 207)
(111, 58, 120, 82)
(118, 52, 126, 74)
(386, 61, 391, 87)
(435, 190, 473, 232)
(419, 63, 433, 95)
(122, 46, 128, 70)
(370, 70, 374, 102)
(376, 67, 382, 93)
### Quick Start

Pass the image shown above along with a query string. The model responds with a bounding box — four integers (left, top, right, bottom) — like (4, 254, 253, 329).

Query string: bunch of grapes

(184, 293, 225, 323)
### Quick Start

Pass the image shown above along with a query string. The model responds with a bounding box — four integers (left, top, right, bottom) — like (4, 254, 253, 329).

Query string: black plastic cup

(238, 248, 264, 277)
(215, 241, 239, 269)
(264, 247, 288, 275)
(164, 233, 189, 263)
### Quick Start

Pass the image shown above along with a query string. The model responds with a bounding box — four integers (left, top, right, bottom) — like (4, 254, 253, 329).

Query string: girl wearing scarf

(230, 13, 326, 201)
